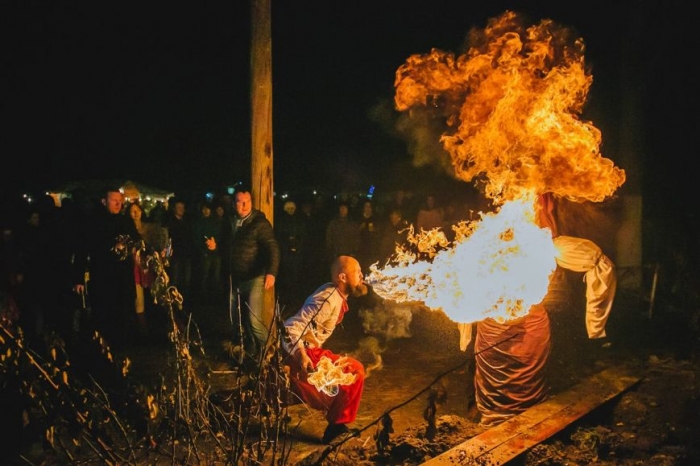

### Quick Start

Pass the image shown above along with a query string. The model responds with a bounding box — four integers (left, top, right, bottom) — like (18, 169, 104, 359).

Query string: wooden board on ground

(423, 366, 642, 465)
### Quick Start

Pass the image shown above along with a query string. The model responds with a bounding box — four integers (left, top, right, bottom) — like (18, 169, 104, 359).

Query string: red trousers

(288, 347, 365, 424)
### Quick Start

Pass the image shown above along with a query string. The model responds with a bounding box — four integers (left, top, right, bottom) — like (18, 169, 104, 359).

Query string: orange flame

(394, 10, 625, 204)
(375, 12, 626, 325)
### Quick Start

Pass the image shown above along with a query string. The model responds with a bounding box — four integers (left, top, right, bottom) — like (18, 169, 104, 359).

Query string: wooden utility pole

(250, 0, 273, 222)
(250, 0, 276, 331)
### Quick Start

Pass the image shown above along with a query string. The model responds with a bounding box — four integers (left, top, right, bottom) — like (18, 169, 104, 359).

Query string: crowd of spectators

(0, 185, 481, 355)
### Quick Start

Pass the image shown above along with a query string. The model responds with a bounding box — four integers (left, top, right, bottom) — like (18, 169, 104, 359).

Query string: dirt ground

(42, 262, 683, 466)
(140, 268, 700, 466)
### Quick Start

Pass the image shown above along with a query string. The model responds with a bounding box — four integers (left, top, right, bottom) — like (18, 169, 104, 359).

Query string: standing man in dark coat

(275, 200, 305, 309)
(164, 198, 194, 299)
(72, 186, 139, 350)
(214, 185, 280, 360)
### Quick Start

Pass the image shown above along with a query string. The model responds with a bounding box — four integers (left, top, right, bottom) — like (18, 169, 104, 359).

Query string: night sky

(2, 1, 695, 216)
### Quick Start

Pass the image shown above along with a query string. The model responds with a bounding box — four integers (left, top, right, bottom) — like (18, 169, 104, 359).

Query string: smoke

(369, 97, 453, 175)
(395, 108, 454, 173)
(350, 336, 385, 377)
(348, 301, 419, 377)
(359, 301, 415, 340)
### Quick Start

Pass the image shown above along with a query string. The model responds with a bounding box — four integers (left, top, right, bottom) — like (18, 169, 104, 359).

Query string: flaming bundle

(307, 356, 357, 397)
(371, 11, 626, 325)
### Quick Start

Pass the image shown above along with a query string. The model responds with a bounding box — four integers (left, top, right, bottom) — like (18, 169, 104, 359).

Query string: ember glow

(369, 11, 626, 325)
(307, 356, 356, 397)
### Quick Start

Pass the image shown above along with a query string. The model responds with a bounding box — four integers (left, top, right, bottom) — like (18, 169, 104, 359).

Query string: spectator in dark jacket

(164, 199, 194, 298)
(275, 200, 305, 309)
(325, 201, 359, 264)
(216, 185, 280, 360)
(72, 186, 139, 350)
(192, 202, 222, 302)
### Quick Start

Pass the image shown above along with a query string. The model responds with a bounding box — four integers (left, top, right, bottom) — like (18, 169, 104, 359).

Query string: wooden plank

(423, 366, 642, 465)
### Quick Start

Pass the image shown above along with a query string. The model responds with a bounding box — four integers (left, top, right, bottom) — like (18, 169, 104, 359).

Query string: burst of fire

(370, 11, 626, 324)
(394, 10, 624, 205)
(307, 356, 356, 397)
(368, 194, 558, 323)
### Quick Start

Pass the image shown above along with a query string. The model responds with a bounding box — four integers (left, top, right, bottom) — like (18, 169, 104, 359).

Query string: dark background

(1, 1, 696, 216)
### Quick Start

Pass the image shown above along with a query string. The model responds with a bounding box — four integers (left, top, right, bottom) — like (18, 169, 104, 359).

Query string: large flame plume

(394, 10, 625, 204)
(369, 11, 626, 325)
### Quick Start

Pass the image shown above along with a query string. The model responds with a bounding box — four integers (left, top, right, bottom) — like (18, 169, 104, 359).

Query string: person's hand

(297, 350, 313, 374)
(264, 274, 276, 290)
(205, 236, 217, 251)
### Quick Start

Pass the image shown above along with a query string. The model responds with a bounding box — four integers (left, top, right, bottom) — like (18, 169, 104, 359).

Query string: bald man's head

(331, 255, 368, 298)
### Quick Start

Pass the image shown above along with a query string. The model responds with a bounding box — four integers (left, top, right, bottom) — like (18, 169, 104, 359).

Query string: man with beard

(282, 255, 368, 444)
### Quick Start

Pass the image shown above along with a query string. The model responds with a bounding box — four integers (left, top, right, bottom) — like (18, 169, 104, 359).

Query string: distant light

(227, 186, 235, 195)
(367, 185, 375, 199)
(206, 192, 214, 200)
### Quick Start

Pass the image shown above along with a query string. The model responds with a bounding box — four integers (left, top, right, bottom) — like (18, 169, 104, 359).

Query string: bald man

(282, 255, 368, 444)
